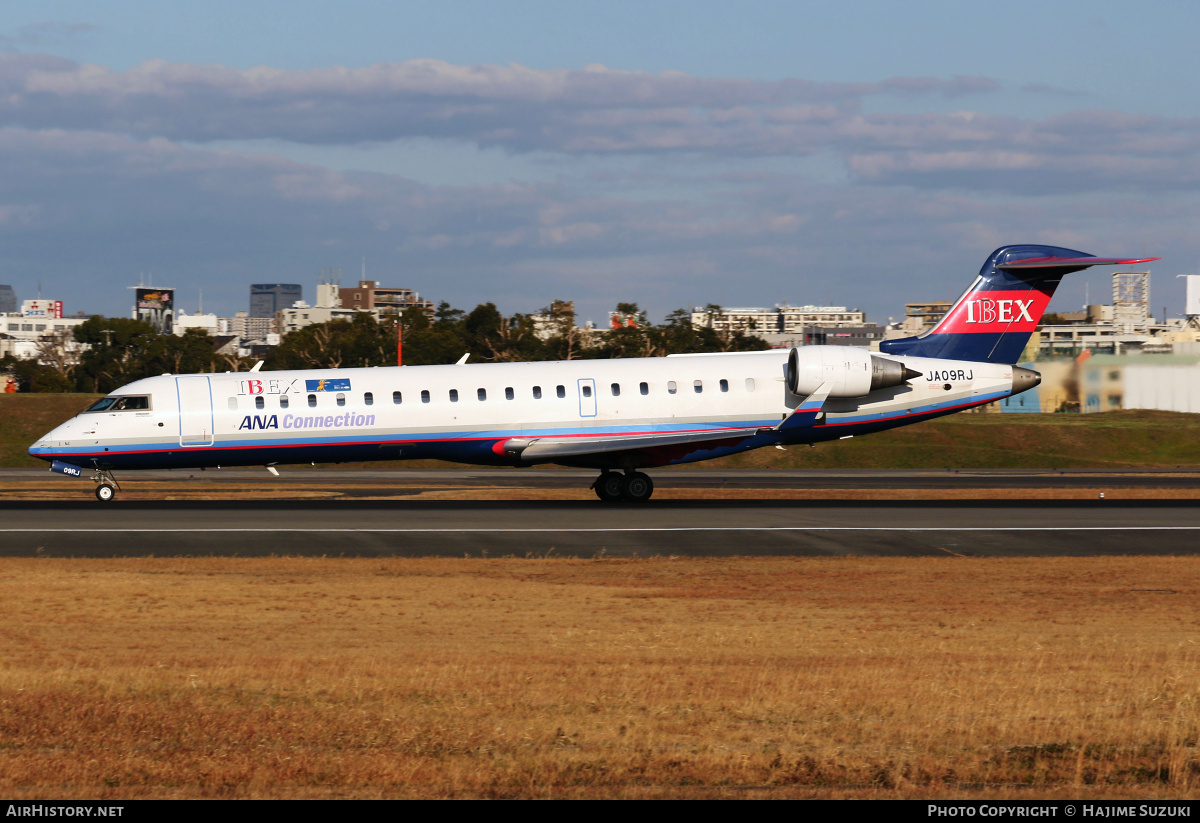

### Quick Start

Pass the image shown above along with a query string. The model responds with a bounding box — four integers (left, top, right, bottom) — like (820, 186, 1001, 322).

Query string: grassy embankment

(2, 555, 1199, 799)
(3, 393, 1200, 470)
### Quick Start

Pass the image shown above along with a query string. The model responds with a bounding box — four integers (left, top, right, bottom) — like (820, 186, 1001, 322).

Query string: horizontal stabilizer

(997, 256, 1159, 270)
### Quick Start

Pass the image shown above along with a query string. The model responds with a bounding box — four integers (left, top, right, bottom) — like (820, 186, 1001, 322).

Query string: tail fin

(879, 244, 1158, 364)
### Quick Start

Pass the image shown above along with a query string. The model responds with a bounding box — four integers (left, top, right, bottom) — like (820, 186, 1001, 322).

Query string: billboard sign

(136, 288, 174, 334)
(21, 299, 62, 319)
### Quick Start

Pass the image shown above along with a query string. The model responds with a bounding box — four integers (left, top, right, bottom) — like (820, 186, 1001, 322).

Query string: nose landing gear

(591, 470, 654, 503)
(91, 469, 120, 503)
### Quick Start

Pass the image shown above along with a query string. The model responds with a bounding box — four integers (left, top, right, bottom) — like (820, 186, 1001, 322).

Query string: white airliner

(30, 245, 1157, 502)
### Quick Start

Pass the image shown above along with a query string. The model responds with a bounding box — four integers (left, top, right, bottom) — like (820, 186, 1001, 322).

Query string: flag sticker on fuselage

(306, 378, 352, 392)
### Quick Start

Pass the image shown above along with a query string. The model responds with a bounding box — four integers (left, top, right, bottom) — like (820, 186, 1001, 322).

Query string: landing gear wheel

(594, 472, 624, 502)
(95, 483, 115, 503)
(619, 471, 654, 503)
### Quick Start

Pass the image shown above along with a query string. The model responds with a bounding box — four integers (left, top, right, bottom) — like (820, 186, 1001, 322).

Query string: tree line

(2, 299, 768, 394)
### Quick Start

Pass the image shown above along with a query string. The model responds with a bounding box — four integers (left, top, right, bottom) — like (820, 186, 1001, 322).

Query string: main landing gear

(592, 470, 654, 503)
(91, 469, 120, 503)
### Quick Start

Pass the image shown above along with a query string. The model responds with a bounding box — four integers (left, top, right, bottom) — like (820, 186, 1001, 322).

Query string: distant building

(792, 324, 883, 349)
(227, 312, 273, 342)
(691, 304, 869, 348)
(0, 285, 16, 314)
(339, 280, 434, 321)
(0, 298, 88, 363)
(174, 312, 223, 336)
(692, 304, 866, 336)
(1078, 353, 1200, 414)
(250, 284, 302, 319)
(276, 282, 373, 335)
(899, 301, 952, 335)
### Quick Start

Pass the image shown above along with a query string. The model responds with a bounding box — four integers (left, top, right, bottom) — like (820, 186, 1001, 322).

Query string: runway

(1, 468, 1197, 557)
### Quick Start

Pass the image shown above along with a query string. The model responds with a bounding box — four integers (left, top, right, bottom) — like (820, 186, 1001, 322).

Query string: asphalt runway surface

(1, 468, 1198, 557)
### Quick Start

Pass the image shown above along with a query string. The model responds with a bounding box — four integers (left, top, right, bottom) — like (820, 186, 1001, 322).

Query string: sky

(1, 0, 1198, 327)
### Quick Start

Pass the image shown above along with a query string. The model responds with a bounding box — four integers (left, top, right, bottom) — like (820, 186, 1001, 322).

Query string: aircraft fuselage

(29, 350, 1020, 473)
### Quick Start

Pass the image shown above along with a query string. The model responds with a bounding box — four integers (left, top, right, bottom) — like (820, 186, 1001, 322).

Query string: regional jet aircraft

(29, 245, 1157, 502)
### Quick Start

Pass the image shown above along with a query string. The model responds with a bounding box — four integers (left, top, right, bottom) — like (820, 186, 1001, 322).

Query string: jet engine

(786, 346, 922, 397)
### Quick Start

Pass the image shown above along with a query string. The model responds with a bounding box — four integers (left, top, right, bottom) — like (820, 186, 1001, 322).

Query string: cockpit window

(85, 395, 151, 412)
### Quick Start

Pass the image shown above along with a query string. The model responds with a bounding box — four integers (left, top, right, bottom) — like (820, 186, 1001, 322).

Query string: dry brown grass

(2, 556, 1200, 799)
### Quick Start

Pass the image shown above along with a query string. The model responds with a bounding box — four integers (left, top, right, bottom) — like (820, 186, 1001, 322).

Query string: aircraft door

(176, 376, 215, 446)
(577, 378, 597, 418)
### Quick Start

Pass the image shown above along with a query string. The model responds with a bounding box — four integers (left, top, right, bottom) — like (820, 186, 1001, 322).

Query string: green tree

(0, 354, 72, 392)
(267, 313, 396, 371)
(538, 299, 584, 361)
(399, 301, 469, 366)
(73, 317, 164, 393)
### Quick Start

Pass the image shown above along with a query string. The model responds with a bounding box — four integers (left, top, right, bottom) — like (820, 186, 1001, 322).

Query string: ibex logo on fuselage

(964, 298, 1034, 324)
(933, 289, 1051, 335)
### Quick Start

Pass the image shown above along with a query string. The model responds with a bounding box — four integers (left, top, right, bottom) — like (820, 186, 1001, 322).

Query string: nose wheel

(91, 469, 120, 503)
(592, 470, 654, 503)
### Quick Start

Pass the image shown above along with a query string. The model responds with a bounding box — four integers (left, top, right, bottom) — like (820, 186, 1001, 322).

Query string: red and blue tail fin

(879, 245, 1158, 364)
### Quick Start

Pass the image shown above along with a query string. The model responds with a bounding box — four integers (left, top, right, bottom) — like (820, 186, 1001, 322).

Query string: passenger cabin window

(364, 392, 374, 406)
(582, 385, 592, 398)
(505, 387, 514, 400)
(421, 390, 430, 404)
(477, 388, 487, 401)
(640, 382, 648, 395)
(228, 397, 238, 410)
(393, 391, 403, 404)
(280, 395, 289, 409)
(694, 380, 703, 394)
(449, 389, 459, 402)
(745, 378, 755, 392)
(556, 385, 566, 399)
(720, 379, 729, 392)
(611, 383, 620, 397)
(336, 393, 346, 407)
(668, 381, 678, 395)
(308, 394, 317, 407)
(533, 386, 542, 399)
(255, 396, 265, 410)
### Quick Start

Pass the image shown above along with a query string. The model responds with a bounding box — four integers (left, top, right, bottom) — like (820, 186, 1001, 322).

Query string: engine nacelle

(786, 346, 919, 397)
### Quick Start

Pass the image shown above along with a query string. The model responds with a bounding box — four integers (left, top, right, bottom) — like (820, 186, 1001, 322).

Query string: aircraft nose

(28, 437, 51, 461)
(28, 421, 70, 461)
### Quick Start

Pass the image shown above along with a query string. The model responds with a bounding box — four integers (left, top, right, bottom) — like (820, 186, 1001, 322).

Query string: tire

(619, 472, 654, 503)
(95, 483, 115, 503)
(594, 472, 624, 502)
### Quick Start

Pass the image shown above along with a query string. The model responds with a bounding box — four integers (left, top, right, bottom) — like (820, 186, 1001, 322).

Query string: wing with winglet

(496, 426, 766, 464)
(495, 383, 835, 465)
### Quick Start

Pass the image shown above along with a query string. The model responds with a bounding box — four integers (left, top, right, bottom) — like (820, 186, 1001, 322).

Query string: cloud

(0, 22, 97, 53)
(0, 54, 997, 153)
(0, 55, 1195, 195)
(837, 109, 1200, 193)
(0, 126, 1192, 325)
(0, 56, 1194, 323)
(1020, 82, 1087, 98)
